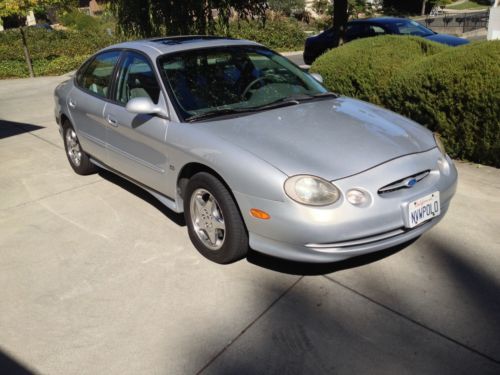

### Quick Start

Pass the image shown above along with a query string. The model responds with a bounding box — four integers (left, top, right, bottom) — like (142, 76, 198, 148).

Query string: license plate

(407, 191, 440, 228)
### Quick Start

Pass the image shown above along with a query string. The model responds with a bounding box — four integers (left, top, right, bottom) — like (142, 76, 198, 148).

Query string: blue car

(304, 17, 469, 65)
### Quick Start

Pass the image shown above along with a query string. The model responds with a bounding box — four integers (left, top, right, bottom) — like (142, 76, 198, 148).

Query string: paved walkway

(1, 75, 499, 374)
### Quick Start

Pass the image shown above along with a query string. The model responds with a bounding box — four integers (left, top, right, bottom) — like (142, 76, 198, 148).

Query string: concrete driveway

(0, 75, 499, 375)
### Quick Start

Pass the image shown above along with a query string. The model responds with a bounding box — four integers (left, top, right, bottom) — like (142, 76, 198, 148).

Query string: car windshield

(158, 46, 328, 121)
(393, 20, 435, 37)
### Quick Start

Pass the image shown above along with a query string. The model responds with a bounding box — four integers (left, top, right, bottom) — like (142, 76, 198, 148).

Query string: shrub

(385, 41, 500, 167)
(59, 10, 100, 32)
(310, 36, 500, 167)
(0, 60, 29, 78)
(225, 18, 306, 51)
(0, 28, 122, 78)
(0, 18, 305, 79)
(310, 35, 447, 105)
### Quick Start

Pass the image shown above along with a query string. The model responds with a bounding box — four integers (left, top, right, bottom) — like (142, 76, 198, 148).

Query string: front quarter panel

(166, 122, 289, 205)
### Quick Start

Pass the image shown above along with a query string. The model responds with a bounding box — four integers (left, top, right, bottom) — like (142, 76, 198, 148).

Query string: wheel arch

(176, 162, 251, 227)
(177, 162, 232, 201)
(60, 113, 71, 129)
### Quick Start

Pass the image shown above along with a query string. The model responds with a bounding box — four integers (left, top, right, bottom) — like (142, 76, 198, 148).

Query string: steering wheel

(241, 75, 279, 99)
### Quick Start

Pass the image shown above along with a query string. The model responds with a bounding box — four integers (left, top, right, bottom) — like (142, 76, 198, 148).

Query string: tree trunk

(20, 27, 34, 78)
(332, 0, 349, 47)
(421, 0, 427, 16)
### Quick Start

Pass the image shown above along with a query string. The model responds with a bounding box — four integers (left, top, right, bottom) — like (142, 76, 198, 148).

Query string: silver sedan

(54, 36, 457, 264)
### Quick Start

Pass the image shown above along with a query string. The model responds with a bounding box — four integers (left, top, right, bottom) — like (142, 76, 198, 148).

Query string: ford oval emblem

(406, 178, 417, 188)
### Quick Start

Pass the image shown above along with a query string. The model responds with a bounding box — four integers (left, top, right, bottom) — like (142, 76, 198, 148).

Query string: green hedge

(310, 35, 447, 105)
(225, 18, 306, 52)
(0, 18, 306, 79)
(311, 36, 500, 167)
(0, 28, 121, 78)
(385, 41, 500, 167)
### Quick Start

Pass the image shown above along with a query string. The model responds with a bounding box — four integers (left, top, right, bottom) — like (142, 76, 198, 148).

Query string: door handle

(107, 115, 119, 127)
(68, 99, 77, 109)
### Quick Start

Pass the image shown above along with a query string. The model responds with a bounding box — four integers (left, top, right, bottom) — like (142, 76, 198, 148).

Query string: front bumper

(235, 149, 457, 263)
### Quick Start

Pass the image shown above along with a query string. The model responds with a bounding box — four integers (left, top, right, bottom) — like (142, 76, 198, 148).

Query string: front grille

(378, 170, 430, 195)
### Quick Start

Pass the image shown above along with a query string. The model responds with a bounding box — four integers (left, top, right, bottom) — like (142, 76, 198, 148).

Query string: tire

(63, 121, 97, 175)
(184, 172, 249, 264)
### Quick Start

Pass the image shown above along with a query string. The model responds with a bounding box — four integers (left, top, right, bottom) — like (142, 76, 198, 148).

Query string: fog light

(347, 189, 369, 206)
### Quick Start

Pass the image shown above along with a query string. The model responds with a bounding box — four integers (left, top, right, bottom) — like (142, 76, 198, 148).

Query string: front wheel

(184, 172, 248, 264)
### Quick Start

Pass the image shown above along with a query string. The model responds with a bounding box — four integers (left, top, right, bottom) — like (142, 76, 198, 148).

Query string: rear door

(68, 50, 121, 162)
(103, 50, 171, 194)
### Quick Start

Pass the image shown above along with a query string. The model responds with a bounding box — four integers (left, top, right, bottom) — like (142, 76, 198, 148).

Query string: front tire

(63, 122, 96, 175)
(184, 172, 248, 264)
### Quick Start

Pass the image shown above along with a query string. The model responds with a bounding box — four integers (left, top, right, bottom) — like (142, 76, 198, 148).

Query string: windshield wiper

(252, 98, 301, 110)
(186, 108, 252, 122)
(312, 92, 339, 98)
(187, 100, 301, 122)
(185, 93, 337, 122)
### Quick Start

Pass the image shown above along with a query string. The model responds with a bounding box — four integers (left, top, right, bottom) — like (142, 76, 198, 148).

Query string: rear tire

(63, 121, 97, 175)
(184, 172, 249, 264)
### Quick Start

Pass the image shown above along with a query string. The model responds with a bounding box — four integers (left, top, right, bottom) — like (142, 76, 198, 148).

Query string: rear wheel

(184, 172, 248, 264)
(63, 122, 97, 175)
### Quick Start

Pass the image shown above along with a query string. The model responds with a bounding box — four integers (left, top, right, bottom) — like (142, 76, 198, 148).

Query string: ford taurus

(54, 36, 457, 264)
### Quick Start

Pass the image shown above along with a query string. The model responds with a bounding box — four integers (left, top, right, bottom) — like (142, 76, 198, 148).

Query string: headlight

(434, 133, 446, 156)
(284, 175, 340, 206)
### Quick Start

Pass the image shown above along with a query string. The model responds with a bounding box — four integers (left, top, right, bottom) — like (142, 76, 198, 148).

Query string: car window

(115, 52, 161, 105)
(158, 46, 326, 120)
(368, 25, 386, 36)
(394, 20, 434, 37)
(77, 51, 120, 98)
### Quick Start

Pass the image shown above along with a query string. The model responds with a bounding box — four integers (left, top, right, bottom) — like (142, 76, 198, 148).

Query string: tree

(312, 0, 330, 15)
(109, 0, 268, 37)
(348, 0, 374, 18)
(0, 1, 37, 18)
(268, 0, 305, 17)
(0, 0, 75, 18)
(332, 0, 349, 47)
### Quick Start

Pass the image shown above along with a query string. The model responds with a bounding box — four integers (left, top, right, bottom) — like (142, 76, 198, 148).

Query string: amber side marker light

(250, 209, 271, 220)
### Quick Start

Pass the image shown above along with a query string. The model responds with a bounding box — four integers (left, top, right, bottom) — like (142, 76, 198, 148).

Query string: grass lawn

(446, 1, 489, 10)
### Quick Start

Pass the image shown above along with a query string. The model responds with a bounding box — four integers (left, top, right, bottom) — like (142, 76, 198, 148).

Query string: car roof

(102, 36, 262, 59)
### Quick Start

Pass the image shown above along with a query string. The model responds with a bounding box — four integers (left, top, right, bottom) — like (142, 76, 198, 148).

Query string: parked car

(54, 36, 457, 264)
(303, 17, 469, 65)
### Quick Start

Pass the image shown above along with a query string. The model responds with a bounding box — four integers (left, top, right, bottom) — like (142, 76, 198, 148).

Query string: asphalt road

(1, 75, 499, 375)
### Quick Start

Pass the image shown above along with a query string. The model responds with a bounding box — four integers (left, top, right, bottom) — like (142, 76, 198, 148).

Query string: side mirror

(126, 97, 169, 119)
(310, 73, 323, 83)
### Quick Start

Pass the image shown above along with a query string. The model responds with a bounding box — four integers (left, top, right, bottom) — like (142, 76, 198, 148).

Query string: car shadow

(97, 169, 186, 227)
(0, 349, 36, 375)
(246, 237, 418, 276)
(97, 165, 415, 272)
(0, 119, 44, 140)
(190, 236, 500, 374)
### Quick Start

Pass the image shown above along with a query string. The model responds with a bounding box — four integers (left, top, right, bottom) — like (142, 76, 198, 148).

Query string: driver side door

(103, 51, 171, 195)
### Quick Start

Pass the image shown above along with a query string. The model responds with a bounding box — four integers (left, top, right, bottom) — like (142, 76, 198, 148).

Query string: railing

(418, 10, 490, 34)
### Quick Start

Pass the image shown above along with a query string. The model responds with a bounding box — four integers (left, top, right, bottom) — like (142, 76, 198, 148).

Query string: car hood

(202, 97, 436, 181)
(423, 33, 469, 46)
